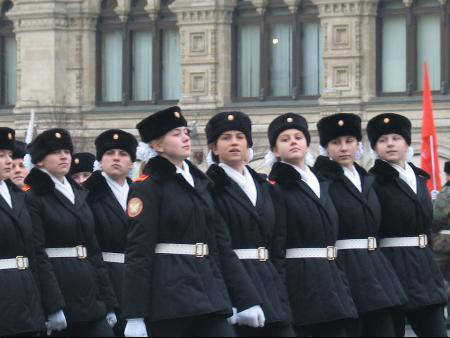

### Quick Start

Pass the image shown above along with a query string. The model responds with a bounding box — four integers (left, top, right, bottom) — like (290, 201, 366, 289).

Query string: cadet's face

(71, 171, 92, 184)
(0, 149, 13, 181)
(11, 158, 29, 187)
(375, 134, 409, 165)
(38, 149, 72, 178)
(153, 127, 191, 162)
(327, 136, 358, 168)
(213, 131, 248, 166)
(101, 149, 132, 180)
(273, 129, 308, 163)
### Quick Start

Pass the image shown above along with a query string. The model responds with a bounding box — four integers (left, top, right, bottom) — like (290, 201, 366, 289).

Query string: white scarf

(102, 172, 129, 211)
(219, 163, 257, 206)
(176, 161, 195, 188)
(41, 168, 75, 204)
(342, 165, 362, 193)
(389, 162, 417, 194)
(285, 162, 321, 198)
(0, 180, 12, 208)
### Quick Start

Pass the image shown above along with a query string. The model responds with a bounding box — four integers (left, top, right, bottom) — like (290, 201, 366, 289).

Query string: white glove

(431, 189, 439, 200)
(46, 310, 67, 335)
(125, 318, 148, 337)
(106, 312, 117, 328)
(236, 305, 265, 328)
(227, 307, 238, 326)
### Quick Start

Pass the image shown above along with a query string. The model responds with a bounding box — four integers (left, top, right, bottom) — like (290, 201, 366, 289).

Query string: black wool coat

(268, 162, 358, 326)
(314, 156, 407, 313)
(25, 168, 118, 323)
(369, 159, 447, 310)
(122, 156, 261, 322)
(206, 164, 292, 326)
(0, 180, 46, 335)
(84, 170, 131, 318)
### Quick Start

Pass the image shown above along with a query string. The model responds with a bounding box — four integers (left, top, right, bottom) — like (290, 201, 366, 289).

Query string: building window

(97, 0, 180, 106)
(0, 0, 16, 107)
(232, 0, 322, 101)
(377, 0, 448, 95)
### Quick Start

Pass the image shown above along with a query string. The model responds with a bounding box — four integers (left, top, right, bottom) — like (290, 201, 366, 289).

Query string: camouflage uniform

(433, 183, 450, 299)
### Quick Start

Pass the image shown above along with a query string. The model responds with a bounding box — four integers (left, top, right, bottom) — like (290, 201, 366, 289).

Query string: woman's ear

(150, 139, 163, 153)
(211, 142, 219, 156)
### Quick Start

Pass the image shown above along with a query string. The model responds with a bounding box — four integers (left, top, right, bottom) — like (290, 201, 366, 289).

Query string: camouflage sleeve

(433, 186, 450, 233)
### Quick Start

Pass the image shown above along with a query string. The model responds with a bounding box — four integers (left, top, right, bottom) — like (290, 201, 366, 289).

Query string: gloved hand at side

(236, 305, 265, 328)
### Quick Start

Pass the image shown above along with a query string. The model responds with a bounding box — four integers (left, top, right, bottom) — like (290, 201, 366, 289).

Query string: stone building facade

(0, 0, 449, 178)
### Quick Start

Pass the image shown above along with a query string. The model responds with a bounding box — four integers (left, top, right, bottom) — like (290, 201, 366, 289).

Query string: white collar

(41, 168, 75, 204)
(176, 161, 195, 188)
(219, 163, 257, 206)
(102, 172, 129, 211)
(0, 180, 12, 208)
(342, 165, 362, 193)
(389, 162, 417, 194)
(284, 162, 321, 198)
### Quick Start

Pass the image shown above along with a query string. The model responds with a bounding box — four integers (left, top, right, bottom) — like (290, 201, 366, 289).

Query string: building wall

(0, 0, 449, 179)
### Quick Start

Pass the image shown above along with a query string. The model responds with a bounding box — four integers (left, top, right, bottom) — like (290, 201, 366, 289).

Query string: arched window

(232, 0, 322, 101)
(377, 0, 449, 95)
(96, 0, 180, 105)
(0, 0, 16, 107)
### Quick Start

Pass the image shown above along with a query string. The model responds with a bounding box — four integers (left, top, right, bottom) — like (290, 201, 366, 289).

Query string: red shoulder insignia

(22, 184, 31, 192)
(267, 179, 276, 186)
(134, 174, 150, 183)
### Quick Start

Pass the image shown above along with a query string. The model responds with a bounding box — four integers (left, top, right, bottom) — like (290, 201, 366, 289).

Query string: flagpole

(429, 135, 437, 191)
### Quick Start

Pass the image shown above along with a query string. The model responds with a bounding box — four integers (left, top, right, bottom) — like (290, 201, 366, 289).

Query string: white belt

(286, 247, 337, 261)
(0, 256, 29, 270)
(154, 243, 209, 258)
(102, 252, 125, 264)
(46, 246, 87, 259)
(234, 248, 269, 262)
(440, 230, 450, 235)
(379, 234, 428, 249)
(336, 238, 377, 251)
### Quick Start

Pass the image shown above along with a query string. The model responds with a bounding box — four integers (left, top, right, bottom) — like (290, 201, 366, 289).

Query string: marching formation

(0, 107, 447, 337)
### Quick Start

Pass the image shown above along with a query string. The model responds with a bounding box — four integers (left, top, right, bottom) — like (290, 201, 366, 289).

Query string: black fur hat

(0, 127, 15, 152)
(27, 128, 73, 164)
(95, 129, 138, 162)
(367, 113, 411, 149)
(137, 106, 187, 143)
(268, 113, 310, 148)
(317, 113, 362, 147)
(12, 141, 27, 159)
(205, 111, 253, 147)
(445, 161, 450, 175)
(69, 152, 96, 176)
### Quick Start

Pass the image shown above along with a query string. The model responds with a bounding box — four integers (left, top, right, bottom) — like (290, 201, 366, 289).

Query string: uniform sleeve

(122, 181, 160, 319)
(209, 209, 262, 312)
(26, 192, 66, 315)
(433, 188, 450, 233)
(268, 184, 288, 281)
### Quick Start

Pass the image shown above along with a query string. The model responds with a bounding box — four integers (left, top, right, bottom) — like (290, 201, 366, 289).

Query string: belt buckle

(76, 246, 87, 259)
(195, 243, 207, 258)
(16, 256, 28, 270)
(368, 237, 377, 251)
(419, 234, 428, 249)
(257, 247, 268, 262)
(327, 246, 337, 261)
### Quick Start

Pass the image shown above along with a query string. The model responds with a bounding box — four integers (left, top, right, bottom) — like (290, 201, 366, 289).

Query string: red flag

(420, 63, 441, 193)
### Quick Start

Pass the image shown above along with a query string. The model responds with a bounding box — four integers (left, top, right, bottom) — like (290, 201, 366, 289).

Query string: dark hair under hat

(12, 141, 27, 159)
(137, 106, 187, 143)
(205, 111, 253, 147)
(317, 113, 362, 147)
(0, 127, 15, 152)
(27, 128, 73, 164)
(445, 161, 450, 175)
(95, 129, 138, 162)
(367, 113, 411, 149)
(69, 152, 96, 176)
(268, 113, 311, 149)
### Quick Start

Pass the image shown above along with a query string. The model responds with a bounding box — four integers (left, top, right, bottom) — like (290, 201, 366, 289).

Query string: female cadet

(205, 111, 295, 337)
(24, 128, 118, 336)
(313, 113, 407, 336)
(267, 113, 358, 337)
(0, 128, 46, 336)
(10, 141, 30, 189)
(367, 113, 448, 337)
(122, 106, 263, 337)
(69, 152, 95, 185)
(84, 129, 138, 336)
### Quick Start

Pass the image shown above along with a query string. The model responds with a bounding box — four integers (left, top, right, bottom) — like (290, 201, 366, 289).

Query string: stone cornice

(170, 0, 237, 25)
(313, 0, 379, 17)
